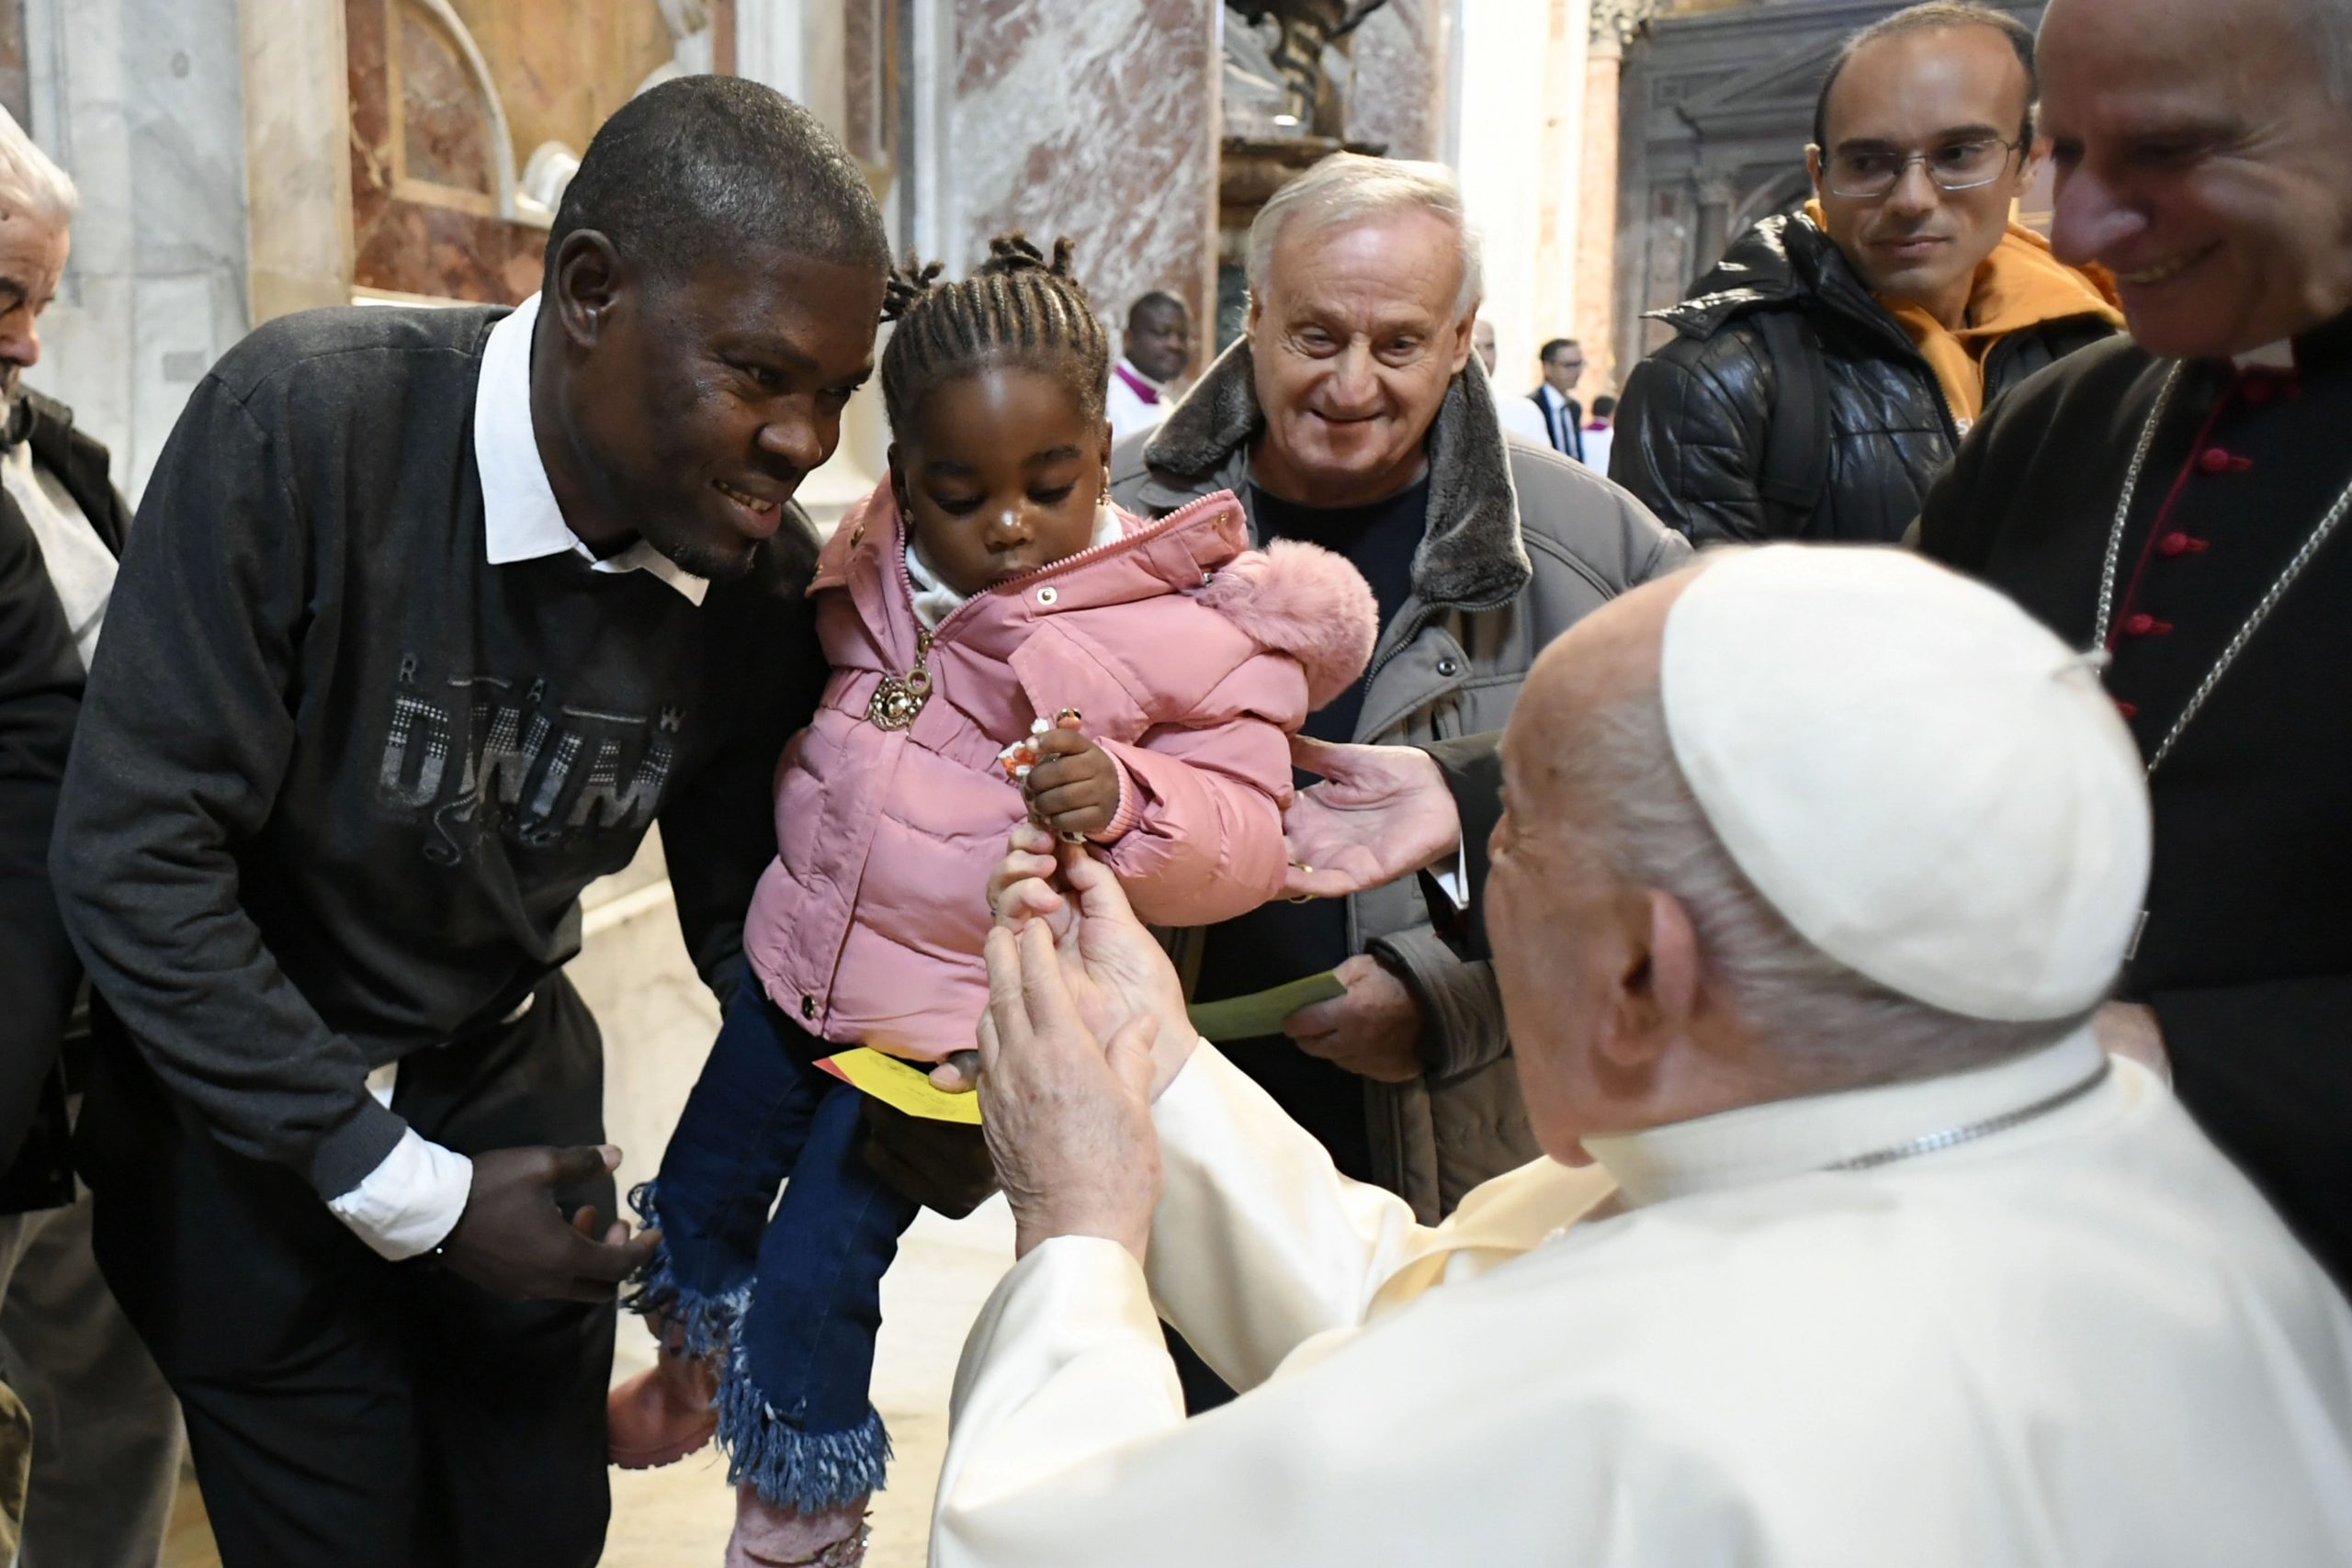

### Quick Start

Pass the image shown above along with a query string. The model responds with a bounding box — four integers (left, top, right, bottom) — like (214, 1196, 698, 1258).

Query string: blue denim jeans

(628, 985, 918, 1511)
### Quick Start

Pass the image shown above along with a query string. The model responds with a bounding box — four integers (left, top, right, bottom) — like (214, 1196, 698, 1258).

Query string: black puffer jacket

(1611, 213, 2116, 546)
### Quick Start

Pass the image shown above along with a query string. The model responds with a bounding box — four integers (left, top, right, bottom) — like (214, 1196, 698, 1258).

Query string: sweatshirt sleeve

(48, 374, 409, 1200)
(0, 501, 83, 1167)
(658, 528, 827, 1009)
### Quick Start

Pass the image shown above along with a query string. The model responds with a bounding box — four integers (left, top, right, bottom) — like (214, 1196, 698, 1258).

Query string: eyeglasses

(1820, 138, 2025, 199)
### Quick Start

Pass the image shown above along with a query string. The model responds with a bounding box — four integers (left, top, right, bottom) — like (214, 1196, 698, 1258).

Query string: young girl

(611, 236, 1376, 1566)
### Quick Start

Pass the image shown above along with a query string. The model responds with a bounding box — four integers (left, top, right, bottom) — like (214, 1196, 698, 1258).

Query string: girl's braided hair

(878, 233, 1113, 434)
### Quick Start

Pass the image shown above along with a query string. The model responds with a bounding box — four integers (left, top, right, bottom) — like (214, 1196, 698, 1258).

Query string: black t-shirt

(1192, 474, 1428, 1182)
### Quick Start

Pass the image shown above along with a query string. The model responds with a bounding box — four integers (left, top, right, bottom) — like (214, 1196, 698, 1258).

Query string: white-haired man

(932, 545, 2352, 1566)
(0, 105, 183, 1567)
(1471, 317, 1551, 446)
(1916, 0, 2352, 1294)
(1111, 158, 1684, 1394)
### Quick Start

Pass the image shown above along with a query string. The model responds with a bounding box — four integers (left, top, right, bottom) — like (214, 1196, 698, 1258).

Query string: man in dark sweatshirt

(47, 79, 887, 1567)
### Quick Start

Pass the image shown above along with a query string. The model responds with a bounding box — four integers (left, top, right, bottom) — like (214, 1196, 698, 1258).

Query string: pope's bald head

(1503, 570, 1703, 859)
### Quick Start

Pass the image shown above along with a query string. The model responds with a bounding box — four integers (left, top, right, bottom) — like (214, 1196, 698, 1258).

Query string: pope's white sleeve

(1141, 1044, 1615, 1392)
(931, 1205, 1635, 1568)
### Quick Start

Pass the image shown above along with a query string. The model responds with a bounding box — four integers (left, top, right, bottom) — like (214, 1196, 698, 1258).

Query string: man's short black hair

(1127, 290, 1186, 330)
(1592, 395, 1617, 419)
(1539, 338, 1581, 364)
(545, 75, 890, 294)
(1811, 4, 2038, 152)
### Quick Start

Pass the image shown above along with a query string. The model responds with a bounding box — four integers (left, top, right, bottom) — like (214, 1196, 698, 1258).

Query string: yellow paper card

(816, 1048, 984, 1124)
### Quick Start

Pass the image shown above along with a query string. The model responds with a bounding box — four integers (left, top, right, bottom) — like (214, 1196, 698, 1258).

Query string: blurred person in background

(1107, 289, 1193, 443)
(0, 102, 183, 1568)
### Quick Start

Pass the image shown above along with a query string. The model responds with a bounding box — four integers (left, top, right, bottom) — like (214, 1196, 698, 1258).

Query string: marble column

(1451, 0, 1587, 396)
(1346, 0, 1446, 161)
(241, 0, 356, 323)
(20, 0, 251, 502)
(1570, 37, 1617, 390)
(928, 0, 1218, 377)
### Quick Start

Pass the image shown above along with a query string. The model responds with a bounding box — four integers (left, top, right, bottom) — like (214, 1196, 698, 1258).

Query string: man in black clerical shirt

(45, 82, 929, 1567)
(1113, 152, 1685, 1404)
(1914, 0, 2352, 1294)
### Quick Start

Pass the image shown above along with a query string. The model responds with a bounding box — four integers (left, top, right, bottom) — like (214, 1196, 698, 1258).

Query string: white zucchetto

(1659, 545, 2150, 1022)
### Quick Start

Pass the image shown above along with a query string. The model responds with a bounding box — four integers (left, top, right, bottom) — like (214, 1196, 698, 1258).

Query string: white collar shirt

(473, 292, 709, 606)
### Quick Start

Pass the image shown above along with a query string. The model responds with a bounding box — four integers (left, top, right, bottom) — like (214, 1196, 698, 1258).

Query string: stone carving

(1590, 0, 1659, 48)
(1226, 1, 1389, 130)
(392, 0, 522, 218)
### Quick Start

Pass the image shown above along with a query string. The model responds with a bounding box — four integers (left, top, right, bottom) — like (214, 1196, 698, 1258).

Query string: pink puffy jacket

(743, 481, 1377, 1062)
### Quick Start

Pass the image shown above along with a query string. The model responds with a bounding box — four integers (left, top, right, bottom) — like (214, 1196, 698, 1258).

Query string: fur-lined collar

(1131, 340, 1532, 613)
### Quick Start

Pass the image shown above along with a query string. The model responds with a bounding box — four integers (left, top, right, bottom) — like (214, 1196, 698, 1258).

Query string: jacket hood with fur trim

(1132, 341, 1533, 614)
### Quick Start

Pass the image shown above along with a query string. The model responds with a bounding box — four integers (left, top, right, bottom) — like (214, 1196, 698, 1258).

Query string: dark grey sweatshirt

(51, 304, 823, 1199)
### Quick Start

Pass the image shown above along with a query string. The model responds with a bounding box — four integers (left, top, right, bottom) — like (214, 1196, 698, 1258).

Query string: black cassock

(1922, 310, 2352, 1293)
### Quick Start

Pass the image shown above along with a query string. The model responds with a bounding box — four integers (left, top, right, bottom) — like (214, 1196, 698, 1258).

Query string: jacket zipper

(896, 488, 1238, 652)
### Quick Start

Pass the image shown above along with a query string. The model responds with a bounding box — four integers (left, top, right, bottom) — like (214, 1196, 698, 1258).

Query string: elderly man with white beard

(926, 546, 2352, 1568)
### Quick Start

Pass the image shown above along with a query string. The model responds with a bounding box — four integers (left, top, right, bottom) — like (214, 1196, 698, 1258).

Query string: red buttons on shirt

(2199, 446, 2233, 473)
(2115, 699, 2139, 719)
(2238, 369, 2301, 404)
(2121, 613, 2173, 637)
(2157, 531, 2211, 558)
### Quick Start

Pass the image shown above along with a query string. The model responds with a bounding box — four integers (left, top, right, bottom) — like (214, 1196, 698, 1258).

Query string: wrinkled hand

(978, 919, 1165, 1262)
(2094, 1000, 2170, 1083)
(931, 823, 1195, 1100)
(1021, 723, 1122, 840)
(438, 1145, 661, 1303)
(1283, 953, 1426, 1084)
(1282, 738, 1460, 899)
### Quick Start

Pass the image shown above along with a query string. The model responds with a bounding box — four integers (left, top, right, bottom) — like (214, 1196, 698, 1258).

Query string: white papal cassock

(933, 1030, 2352, 1565)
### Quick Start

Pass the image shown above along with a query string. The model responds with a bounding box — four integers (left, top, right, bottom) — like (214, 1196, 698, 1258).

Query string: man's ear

(1805, 145, 1827, 207)
(1444, 300, 1481, 377)
(549, 230, 627, 350)
(2016, 134, 2051, 197)
(1590, 886, 1685, 1082)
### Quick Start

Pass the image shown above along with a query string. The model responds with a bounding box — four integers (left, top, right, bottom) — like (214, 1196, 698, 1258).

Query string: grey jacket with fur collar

(1114, 341, 1689, 1222)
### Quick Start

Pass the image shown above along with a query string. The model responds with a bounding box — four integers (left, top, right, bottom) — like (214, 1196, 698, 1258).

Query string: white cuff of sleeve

(326, 1129, 474, 1261)
(1428, 845, 1470, 908)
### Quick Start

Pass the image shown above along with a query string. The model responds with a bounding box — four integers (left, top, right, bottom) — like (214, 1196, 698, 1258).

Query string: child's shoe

(605, 1345, 719, 1469)
(724, 1488, 871, 1566)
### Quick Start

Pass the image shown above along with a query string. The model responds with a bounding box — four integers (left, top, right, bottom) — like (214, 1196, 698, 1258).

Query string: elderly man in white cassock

(929, 545, 2352, 1567)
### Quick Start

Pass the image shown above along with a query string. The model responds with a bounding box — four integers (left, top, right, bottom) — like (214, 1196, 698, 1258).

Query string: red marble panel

(396, 2, 498, 196)
(347, 0, 543, 303)
(951, 0, 1218, 373)
(0, 0, 27, 130)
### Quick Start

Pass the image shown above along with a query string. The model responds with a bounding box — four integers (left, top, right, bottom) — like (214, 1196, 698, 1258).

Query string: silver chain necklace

(1827, 1060, 2112, 1173)
(2092, 362, 2352, 774)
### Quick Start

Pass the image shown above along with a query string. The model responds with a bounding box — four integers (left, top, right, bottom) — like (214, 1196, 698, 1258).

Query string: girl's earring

(1096, 463, 1116, 532)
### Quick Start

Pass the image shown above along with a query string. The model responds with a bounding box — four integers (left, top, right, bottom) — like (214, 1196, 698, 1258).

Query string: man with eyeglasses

(1917, 0, 2352, 1298)
(1612, 3, 2121, 546)
(1529, 338, 1587, 461)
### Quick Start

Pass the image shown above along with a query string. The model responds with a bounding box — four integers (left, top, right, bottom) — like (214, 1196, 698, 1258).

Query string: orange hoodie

(1805, 201, 2123, 431)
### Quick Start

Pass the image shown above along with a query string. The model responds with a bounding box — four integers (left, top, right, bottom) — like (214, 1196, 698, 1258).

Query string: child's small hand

(1022, 727, 1121, 840)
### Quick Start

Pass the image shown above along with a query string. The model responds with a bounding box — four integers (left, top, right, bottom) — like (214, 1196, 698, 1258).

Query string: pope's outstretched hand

(932, 823, 1196, 1099)
(970, 836, 1186, 1263)
(1281, 737, 1463, 899)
